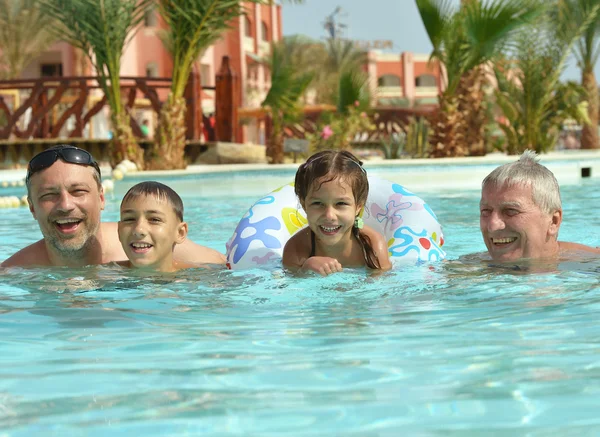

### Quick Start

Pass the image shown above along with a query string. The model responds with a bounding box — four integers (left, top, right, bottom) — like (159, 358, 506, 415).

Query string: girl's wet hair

(295, 150, 382, 269)
(121, 181, 184, 222)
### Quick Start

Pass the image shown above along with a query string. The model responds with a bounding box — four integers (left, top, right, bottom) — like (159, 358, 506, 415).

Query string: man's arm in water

(174, 239, 226, 265)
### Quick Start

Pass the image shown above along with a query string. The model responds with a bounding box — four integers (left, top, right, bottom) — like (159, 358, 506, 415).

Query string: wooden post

(184, 64, 202, 141)
(215, 56, 239, 142)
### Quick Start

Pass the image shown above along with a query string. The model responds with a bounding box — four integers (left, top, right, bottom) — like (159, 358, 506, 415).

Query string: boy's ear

(175, 222, 188, 244)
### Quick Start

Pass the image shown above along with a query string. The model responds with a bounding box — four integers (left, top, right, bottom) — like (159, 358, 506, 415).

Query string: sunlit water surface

(1, 175, 600, 435)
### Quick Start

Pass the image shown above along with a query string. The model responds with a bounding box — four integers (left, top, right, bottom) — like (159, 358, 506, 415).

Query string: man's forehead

(481, 182, 534, 203)
(30, 163, 98, 190)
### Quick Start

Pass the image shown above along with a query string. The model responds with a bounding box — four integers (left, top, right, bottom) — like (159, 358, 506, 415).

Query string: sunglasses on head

(26, 146, 101, 184)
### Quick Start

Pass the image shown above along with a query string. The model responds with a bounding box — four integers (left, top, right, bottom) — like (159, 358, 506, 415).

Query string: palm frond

(40, 0, 152, 112)
(337, 69, 370, 114)
(158, 0, 266, 97)
(0, 0, 58, 79)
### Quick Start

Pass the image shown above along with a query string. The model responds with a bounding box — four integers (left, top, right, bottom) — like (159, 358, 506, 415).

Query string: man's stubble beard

(44, 220, 100, 262)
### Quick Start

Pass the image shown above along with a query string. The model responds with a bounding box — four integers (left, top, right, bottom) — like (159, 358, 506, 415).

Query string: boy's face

(118, 194, 187, 272)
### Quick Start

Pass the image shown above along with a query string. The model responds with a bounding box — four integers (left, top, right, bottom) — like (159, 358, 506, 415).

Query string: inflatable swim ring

(226, 176, 445, 269)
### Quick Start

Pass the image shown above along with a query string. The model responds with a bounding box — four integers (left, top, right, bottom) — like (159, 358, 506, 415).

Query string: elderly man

(479, 150, 600, 262)
(1, 145, 225, 267)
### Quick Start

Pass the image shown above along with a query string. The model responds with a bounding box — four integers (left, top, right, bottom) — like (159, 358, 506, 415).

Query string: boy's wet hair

(121, 181, 184, 222)
(294, 150, 381, 269)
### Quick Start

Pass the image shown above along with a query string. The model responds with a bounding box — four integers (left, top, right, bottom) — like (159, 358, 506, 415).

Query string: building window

(200, 64, 211, 87)
(144, 8, 158, 27)
(415, 74, 437, 87)
(261, 21, 269, 42)
(41, 63, 63, 77)
(146, 62, 159, 78)
(245, 16, 252, 38)
(377, 74, 401, 87)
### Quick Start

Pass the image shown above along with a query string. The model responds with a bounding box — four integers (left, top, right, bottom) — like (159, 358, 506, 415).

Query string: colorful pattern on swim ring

(225, 176, 445, 269)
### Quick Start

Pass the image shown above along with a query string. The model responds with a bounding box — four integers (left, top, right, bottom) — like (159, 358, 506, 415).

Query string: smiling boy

(118, 181, 192, 272)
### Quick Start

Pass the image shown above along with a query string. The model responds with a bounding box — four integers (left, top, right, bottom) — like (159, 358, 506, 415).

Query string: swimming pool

(1, 168, 600, 435)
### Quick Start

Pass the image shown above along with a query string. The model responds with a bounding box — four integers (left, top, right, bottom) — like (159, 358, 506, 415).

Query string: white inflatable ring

(226, 176, 445, 269)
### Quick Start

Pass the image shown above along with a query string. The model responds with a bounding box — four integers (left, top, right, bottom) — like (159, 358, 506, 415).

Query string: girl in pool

(283, 150, 392, 275)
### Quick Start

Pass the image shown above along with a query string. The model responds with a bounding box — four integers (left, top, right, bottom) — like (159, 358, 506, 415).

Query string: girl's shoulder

(361, 225, 386, 242)
(360, 225, 392, 270)
(283, 227, 312, 268)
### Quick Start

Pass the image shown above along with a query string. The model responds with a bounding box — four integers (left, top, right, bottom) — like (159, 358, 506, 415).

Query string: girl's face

(301, 177, 362, 250)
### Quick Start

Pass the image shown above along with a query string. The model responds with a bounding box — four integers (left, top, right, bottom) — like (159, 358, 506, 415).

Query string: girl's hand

(302, 256, 343, 276)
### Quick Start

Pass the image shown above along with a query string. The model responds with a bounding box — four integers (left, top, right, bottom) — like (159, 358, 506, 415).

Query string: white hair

(482, 150, 561, 213)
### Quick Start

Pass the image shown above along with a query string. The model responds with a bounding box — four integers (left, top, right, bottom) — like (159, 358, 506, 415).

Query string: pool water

(1, 174, 600, 435)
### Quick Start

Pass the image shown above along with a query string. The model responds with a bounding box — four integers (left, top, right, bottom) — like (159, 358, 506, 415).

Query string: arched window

(377, 74, 402, 87)
(415, 74, 437, 87)
(146, 62, 159, 78)
(245, 16, 253, 38)
(261, 21, 269, 42)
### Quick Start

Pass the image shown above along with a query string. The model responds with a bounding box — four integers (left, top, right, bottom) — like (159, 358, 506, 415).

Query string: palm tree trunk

(266, 113, 284, 164)
(109, 111, 143, 168)
(581, 68, 599, 149)
(428, 93, 468, 157)
(146, 95, 187, 170)
(456, 66, 487, 156)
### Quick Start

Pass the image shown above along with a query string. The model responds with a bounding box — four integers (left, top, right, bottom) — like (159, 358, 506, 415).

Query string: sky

(280, 0, 586, 82)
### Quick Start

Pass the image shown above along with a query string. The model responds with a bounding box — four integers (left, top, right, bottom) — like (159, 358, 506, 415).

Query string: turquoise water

(1, 172, 600, 435)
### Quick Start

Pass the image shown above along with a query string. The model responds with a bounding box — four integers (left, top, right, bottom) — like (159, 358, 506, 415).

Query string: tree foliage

(494, 4, 600, 154)
(0, 0, 58, 79)
(41, 0, 152, 166)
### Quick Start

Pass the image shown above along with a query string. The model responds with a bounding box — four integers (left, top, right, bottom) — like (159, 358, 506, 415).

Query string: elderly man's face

(27, 160, 105, 256)
(479, 183, 561, 261)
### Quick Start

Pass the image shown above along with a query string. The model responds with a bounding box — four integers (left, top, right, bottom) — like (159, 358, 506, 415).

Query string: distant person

(1, 145, 226, 267)
(140, 119, 150, 138)
(118, 182, 193, 272)
(479, 150, 600, 262)
(282, 150, 391, 276)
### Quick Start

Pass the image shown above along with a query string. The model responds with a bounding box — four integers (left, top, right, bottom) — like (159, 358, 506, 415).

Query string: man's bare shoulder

(1, 240, 50, 267)
(559, 241, 600, 256)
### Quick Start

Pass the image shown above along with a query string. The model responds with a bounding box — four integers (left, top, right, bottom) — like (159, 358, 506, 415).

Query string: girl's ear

(355, 204, 364, 217)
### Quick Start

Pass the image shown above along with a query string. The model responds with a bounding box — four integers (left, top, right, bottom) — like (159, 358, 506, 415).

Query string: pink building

(19, 2, 281, 142)
(15, 2, 446, 143)
(367, 51, 445, 108)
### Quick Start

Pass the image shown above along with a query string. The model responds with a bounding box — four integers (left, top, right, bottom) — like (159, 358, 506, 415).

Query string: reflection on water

(1, 182, 600, 434)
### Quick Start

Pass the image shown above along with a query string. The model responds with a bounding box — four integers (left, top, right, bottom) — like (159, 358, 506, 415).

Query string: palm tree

(42, 0, 151, 168)
(0, 0, 57, 79)
(317, 38, 368, 105)
(494, 10, 596, 154)
(262, 40, 313, 163)
(416, 0, 542, 157)
(145, 0, 265, 169)
(557, 0, 600, 149)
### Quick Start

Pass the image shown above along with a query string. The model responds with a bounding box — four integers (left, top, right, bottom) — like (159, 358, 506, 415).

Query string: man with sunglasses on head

(1, 145, 226, 267)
